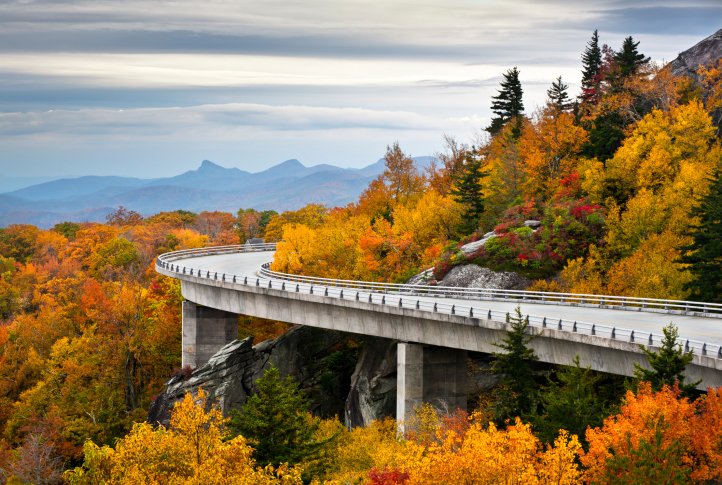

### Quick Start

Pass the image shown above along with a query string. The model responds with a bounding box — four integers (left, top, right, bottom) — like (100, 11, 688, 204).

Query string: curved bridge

(156, 244, 722, 421)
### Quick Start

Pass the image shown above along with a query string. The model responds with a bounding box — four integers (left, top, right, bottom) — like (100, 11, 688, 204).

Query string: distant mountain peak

(198, 160, 225, 172)
(277, 159, 305, 169)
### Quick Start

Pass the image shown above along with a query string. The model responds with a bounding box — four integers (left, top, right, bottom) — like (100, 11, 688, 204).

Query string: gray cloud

(0, 0, 717, 179)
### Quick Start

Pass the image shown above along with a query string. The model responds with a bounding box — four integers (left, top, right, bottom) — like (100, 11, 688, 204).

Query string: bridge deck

(174, 251, 722, 347)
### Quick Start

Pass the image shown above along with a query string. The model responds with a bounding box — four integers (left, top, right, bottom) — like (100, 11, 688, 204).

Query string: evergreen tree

(229, 366, 321, 467)
(546, 76, 574, 112)
(681, 168, 722, 303)
(450, 149, 487, 234)
(580, 29, 602, 104)
(490, 306, 538, 421)
(614, 36, 651, 78)
(532, 356, 607, 445)
(487, 67, 524, 137)
(634, 323, 700, 396)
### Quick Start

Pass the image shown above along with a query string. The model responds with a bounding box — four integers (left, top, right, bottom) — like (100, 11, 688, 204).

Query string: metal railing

(156, 244, 722, 360)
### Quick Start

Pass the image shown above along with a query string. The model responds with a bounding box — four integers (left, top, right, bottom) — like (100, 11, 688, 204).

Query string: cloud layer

(0, 0, 718, 178)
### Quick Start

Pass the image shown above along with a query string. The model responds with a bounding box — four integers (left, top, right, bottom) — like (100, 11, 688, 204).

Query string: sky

(0, 0, 720, 180)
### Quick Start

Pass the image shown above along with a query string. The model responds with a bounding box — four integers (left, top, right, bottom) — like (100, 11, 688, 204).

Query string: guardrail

(156, 244, 722, 360)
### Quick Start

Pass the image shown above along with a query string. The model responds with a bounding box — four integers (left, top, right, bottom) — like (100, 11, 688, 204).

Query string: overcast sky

(1, 0, 719, 179)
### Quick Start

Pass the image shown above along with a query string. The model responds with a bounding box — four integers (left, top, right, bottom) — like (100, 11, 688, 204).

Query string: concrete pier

(396, 342, 467, 432)
(182, 301, 237, 368)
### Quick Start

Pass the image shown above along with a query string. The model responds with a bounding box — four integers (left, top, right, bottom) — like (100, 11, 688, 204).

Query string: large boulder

(148, 325, 356, 426)
(440, 264, 530, 290)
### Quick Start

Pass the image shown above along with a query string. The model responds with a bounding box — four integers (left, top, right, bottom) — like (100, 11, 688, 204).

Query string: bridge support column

(182, 301, 237, 369)
(396, 343, 467, 433)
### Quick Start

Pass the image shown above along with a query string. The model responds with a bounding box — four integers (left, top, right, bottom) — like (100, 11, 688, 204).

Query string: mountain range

(0, 157, 434, 228)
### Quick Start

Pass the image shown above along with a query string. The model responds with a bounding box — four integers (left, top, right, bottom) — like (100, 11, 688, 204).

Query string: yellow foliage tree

(65, 389, 302, 484)
(519, 108, 588, 199)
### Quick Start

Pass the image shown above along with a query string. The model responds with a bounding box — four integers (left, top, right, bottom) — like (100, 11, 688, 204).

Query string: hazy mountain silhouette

(0, 157, 434, 227)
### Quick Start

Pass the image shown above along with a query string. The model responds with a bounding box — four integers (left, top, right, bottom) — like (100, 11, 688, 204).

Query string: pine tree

(580, 30, 602, 104)
(681, 168, 722, 303)
(614, 36, 650, 78)
(450, 149, 487, 234)
(546, 76, 574, 112)
(229, 366, 321, 467)
(491, 306, 538, 421)
(533, 356, 607, 445)
(634, 323, 700, 396)
(487, 67, 524, 137)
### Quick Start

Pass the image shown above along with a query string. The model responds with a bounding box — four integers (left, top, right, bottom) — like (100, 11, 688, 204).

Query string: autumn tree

(106, 206, 143, 226)
(583, 384, 722, 483)
(66, 389, 301, 484)
(680, 167, 722, 303)
(580, 29, 602, 104)
(382, 142, 425, 205)
(546, 76, 573, 113)
(487, 67, 525, 137)
(229, 367, 322, 468)
(428, 135, 469, 196)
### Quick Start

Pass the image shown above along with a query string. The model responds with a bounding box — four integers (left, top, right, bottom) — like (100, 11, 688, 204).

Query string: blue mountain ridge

(1, 157, 435, 228)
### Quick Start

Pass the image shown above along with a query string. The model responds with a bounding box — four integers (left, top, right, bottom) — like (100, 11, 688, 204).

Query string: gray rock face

(345, 337, 397, 428)
(460, 231, 497, 255)
(669, 29, 722, 77)
(440, 264, 530, 290)
(406, 268, 434, 286)
(147, 325, 354, 426)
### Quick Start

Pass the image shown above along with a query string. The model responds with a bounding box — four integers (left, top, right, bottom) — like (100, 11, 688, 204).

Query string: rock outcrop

(669, 28, 722, 77)
(344, 337, 398, 428)
(148, 325, 356, 426)
(439, 264, 530, 290)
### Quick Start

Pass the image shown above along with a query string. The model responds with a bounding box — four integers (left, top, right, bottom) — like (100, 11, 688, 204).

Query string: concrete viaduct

(156, 244, 722, 423)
